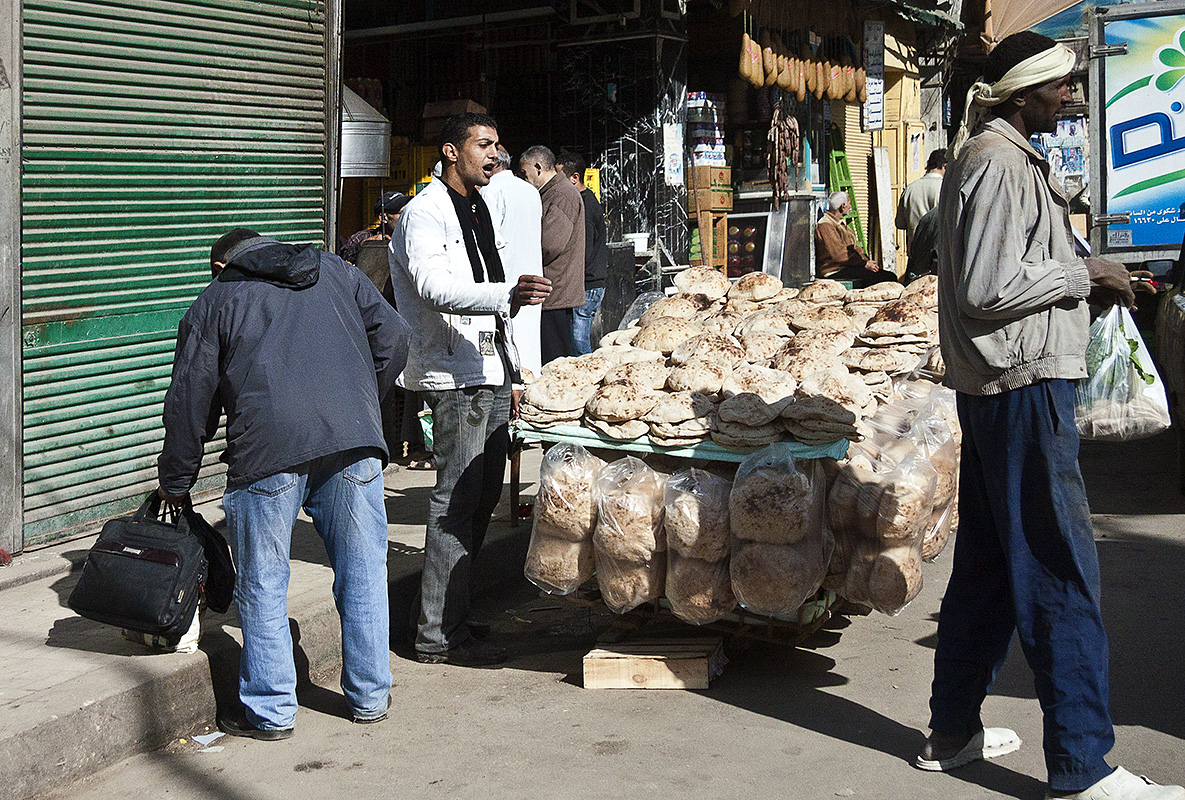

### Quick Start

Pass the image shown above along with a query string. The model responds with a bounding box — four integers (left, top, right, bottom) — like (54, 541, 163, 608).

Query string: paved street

(37, 433, 1185, 800)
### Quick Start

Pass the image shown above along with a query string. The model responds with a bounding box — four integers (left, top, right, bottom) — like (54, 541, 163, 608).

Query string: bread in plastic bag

(826, 444, 935, 615)
(1075, 305, 1171, 441)
(663, 468, 732, 562)
(592, 456, 667, 613)
(532, 443, 607, 543)
(666, 551, 737, 625)
(729, 444, 833, 616)
(525, 443, 606, 595)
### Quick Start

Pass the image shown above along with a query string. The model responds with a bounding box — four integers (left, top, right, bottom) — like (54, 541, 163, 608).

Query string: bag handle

(131, 492, 191, 535)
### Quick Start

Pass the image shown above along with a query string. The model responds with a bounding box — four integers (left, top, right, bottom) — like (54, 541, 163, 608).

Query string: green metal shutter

(21, 0, 330, 547)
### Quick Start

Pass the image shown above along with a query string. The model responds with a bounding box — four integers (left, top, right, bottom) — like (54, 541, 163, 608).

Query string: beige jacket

(538, 173, 586, 310)
(937, 118, 1091, 396)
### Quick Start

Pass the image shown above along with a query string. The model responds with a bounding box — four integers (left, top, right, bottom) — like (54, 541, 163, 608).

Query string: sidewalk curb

(5, 511, 530, 800)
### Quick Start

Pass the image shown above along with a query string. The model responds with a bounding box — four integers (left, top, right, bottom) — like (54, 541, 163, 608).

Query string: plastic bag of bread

(903, 411, 959, 562)
(663, 468, 736, 624)
(826, 444, 936, 615)
(592, 456, 667, 613)
(729, 444, 832, 617)
(525, 444, 606, 594)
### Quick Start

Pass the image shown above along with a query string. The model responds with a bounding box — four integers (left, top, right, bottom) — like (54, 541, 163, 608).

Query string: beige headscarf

(950, 42, 1077, 157)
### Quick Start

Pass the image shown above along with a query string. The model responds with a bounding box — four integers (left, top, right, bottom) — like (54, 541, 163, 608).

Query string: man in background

(519, 144, 585, 364)
(339, 191, 411, 265)
(895, 149, 946, 249)
(557, 152, 607, 356)
(483, 144, 544, 381)
(815, 191, 896, 285)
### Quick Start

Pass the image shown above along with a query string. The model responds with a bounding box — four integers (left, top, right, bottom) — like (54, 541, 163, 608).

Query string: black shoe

(217, 712, 294, 741)
(352, 694, 392, 725)
(467, 620, 492, 640)
(416, 639, 506, 667)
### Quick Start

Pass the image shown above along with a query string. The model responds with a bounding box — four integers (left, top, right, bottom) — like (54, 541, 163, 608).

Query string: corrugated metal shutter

(21, 0, 329, 547)
(841, 101, 873, 250)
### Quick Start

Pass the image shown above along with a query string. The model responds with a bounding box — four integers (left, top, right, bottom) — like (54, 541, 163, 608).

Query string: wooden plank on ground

(583, 638, 726, 690)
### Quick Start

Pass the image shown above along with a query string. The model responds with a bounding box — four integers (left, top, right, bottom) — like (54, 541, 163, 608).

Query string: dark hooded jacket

(158, 237, 411, 495)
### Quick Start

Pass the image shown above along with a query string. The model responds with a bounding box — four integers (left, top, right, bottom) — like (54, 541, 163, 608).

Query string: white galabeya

(1047, 767, 1185, 800)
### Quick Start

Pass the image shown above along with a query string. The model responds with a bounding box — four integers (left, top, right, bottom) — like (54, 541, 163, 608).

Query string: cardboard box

(689, 165, 731, 189)
(421, 99, 487, 120)
(686, 186, 733, 214)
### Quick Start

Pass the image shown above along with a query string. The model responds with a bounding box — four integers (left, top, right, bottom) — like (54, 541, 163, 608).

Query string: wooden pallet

(583, 638, 726, 690)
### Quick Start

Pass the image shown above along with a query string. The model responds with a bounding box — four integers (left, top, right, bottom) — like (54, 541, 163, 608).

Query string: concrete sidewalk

(0, 449, 544, 800)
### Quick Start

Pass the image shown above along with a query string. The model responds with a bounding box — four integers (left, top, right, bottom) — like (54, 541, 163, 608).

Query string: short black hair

(558, 151, 587, 179)
(925, 149, 948, 171)
(984, 32, 1058, 84)
(520, 144, 556, 171)
(438, 112, 498, 161)
(211, 228, 260, 268)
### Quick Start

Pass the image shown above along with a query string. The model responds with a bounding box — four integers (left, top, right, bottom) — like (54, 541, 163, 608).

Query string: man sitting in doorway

(814, 191, 898, 286)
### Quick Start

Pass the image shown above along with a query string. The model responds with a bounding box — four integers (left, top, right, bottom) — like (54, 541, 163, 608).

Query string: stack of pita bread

(592, 457, 668, 613)
(525, 444, 605, 595)
(663, 468, 737, 624)
(518, 272, 941, 452)
(729, 445, 832, 616)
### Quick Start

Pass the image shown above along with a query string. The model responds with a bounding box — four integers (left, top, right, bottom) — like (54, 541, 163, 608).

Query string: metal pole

(325, 0, 343, 251)
(1, 0, 22, 555)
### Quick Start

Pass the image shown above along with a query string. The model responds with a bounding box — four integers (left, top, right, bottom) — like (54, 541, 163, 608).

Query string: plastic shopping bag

(1075, 305, 1171, 441)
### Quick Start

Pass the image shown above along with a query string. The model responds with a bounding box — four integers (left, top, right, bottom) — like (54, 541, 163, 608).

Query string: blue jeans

(571, 286, 605, 356)
(223, 449, 391, 728)
(416, 383, 511, 653)
(929, 380, 1113, 793)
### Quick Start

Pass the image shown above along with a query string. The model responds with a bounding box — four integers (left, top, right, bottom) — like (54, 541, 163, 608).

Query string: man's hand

(864, 260, 880, 273)
(1085, 257, 1135, 308)
(157, 486, 189, 509)
(510, 388, 524, 420)
(510, 275, 552, 316)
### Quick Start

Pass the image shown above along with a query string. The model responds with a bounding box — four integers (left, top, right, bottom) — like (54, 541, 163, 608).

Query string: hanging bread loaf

(842, 56, 857, 102)
(802, 45, 817, 95)
(857, 66, 867, 102)
(777, 55, 794, 90)
(825, 57, 841, 100)
(814, 58, 826, 99)
(795, 58, 807, 102)
(740, 33, 756, 82)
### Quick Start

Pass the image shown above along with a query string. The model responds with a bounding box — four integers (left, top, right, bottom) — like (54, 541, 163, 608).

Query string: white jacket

(482, 169, 543, 379)
(389, 177, 520, 391)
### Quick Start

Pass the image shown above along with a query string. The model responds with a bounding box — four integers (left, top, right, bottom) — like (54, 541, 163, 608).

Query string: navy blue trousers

(929, 379, 1114, 793)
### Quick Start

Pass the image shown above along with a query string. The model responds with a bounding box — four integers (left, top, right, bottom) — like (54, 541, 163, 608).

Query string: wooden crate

(583, 638, 726, 690)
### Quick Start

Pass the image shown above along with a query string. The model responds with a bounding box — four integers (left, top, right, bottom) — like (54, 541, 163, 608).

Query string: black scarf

(447, 185, 505, 284)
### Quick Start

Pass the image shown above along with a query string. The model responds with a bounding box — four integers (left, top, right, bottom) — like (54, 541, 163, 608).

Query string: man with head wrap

(915, 32, 1182, 800)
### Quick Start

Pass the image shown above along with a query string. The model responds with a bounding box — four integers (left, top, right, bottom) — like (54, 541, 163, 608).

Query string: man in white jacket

(389, 113, 551, 666)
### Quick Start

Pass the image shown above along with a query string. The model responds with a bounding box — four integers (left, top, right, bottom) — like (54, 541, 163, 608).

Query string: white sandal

(914, 727, 1022, 772)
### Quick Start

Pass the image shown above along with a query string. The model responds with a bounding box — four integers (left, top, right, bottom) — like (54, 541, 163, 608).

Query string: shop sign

(863, 21, 885, 133)
(1098, 10, 1185, 251)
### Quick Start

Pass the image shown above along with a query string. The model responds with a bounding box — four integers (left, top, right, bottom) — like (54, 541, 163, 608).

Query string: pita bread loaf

(789, 305, 855, 333)
(674, 266, 731, 299)
(667, 356, 730, 394)
(522, 379, 598, 413)
(698, 307, 745, 335)
(728, 271, 783, 302)
(596, 345, 667, 367)
(787, 328, 856, 357)
(711, 420, 784, 449)
(721, 363, 797, 404)
(585, 416, 650, 440)
(518, 404, 583, 427)
(845, 282, 904, 303)
(796, 278, 848, 304)
(525, 535, 594, 594)
(797, 367, 873, 413)
(603, 359, 672, 390)
(666, 551, 737, 624)
(718, 391, 791, 426)
(867, 298, 928, 330)
(866, 546, 923, 611)
(770, 347, 843, 381)
(730, 540, 828, 616)
(585, 382, 662, 422)
(649, 419, 715, 441)
(639, 295, 700, 328)
(902, 274, 938, 308)
(741, 330, 786, 364)
(643, 390, 717, 424)
(664, 468, 732, 561)
(843, 303, 882, 331)
(734, 309, 795, 339)
(632, 316, 702, 354)
(670, 332, 746, 367)
(599, 328, 639, 348)
(541, 354, 612, 384)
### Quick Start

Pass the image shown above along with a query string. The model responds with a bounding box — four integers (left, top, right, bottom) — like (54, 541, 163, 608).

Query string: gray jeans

(415, 382, 511, 652)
